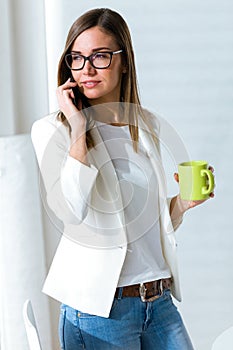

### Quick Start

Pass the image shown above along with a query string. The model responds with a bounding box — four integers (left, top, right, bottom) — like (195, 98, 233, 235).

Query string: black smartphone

(70, 76, 89, 109)
(70, 76, 81, 107)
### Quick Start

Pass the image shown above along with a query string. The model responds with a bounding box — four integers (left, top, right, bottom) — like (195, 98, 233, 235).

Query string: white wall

(44, 1, 233, 349)
(0, 0, 49, 135)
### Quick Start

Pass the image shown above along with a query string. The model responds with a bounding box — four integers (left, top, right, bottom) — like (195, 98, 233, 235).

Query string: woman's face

(70, 26, 125, 105)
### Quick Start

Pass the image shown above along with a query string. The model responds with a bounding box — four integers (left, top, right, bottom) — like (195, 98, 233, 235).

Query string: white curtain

(0, 0, 53, 348)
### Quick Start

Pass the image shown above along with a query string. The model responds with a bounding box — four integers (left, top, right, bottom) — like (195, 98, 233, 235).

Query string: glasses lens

(91, 52, 111, 69)
(66, 54, 84, 70)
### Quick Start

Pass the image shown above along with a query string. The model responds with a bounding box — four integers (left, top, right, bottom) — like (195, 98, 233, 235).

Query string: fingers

(61, 88, 73, 102)
(60, 77, 77, 89)
(208, 165, 214, 173)
(174, 173, 179, 183)
(208, 165, 215, 197)
(56, 78, 87, 131)
(56, 78, 80, 118)
(57, 78, 77, 96)
(70, 89, 75, 100)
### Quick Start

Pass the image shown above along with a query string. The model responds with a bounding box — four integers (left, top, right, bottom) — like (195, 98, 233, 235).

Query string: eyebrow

(71, 47, 113, 54)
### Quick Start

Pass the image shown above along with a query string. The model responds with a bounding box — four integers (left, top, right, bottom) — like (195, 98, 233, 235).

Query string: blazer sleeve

(31, 117, 98, 225)
(149, 112, 184, 232)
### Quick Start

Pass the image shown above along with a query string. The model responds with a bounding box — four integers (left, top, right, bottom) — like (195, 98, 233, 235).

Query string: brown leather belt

(115, 278, 172, 302)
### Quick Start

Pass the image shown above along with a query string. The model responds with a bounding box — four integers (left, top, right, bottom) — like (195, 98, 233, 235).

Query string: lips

(81, 80, 100, 88)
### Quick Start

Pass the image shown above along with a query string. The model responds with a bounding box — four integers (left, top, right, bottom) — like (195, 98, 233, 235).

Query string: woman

(31, 8, 214, 350)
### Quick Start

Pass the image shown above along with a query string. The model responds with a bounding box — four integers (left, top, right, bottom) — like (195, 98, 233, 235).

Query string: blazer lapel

(138, 118, 167, 201)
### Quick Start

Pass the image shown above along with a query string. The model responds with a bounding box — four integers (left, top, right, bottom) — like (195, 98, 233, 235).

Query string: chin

(83, 91, 102, 100)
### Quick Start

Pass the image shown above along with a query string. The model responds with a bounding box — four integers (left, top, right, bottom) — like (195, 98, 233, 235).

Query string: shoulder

(31, 111, 62, 134)
(139, 107, 160, 135)
(31, 111, 69, 142)
(31, 111, 69, 164)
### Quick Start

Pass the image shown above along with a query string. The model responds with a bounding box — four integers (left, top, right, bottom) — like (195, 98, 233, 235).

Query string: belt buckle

(139, 283, 161, 303)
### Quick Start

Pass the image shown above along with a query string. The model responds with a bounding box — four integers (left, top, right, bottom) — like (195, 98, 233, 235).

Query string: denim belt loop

(116, 287, 123, 300)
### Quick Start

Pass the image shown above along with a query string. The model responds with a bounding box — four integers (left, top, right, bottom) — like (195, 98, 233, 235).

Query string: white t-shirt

(96, 121, 171, 287)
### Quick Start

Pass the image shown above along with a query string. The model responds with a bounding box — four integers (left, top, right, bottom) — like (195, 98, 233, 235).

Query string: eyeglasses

(65, 49, 123, 70)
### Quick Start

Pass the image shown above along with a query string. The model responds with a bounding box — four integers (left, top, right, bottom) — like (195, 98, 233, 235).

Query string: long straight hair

(57, 8, 156, 151)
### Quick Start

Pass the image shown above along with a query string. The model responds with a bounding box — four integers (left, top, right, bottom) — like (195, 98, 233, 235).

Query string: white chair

(23, 299, 42, 350)
(212, 326, 233, 349)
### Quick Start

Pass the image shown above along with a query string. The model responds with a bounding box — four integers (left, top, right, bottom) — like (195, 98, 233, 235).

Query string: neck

(87, 102, 128, 125)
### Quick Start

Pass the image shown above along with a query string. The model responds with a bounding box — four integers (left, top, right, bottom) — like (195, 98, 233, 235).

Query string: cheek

(107, 66, 123, 84)
(72, 73, 81, 85)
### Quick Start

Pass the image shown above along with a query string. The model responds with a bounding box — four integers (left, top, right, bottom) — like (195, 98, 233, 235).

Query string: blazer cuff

(167, 197, 183, 231)
(61, 156, 98, 220)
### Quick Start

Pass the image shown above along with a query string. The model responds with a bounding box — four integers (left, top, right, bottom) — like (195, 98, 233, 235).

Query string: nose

(82, 59, 96, 75)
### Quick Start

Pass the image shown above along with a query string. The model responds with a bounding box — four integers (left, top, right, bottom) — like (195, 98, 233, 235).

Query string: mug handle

(201, 169, 214, 196)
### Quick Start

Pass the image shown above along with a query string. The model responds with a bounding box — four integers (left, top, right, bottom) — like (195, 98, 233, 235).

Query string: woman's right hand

(56, 78, 87, 132)
(57, 78, 88, 163)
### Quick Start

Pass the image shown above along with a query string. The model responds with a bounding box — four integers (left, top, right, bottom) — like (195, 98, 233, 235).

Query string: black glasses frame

(65, 49, 123, 71)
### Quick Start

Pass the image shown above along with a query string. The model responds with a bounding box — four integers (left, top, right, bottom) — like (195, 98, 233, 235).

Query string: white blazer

(31, 112, 182, 318)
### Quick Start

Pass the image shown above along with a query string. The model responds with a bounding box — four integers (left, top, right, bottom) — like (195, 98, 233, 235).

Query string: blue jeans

(59, 289, 194, 349)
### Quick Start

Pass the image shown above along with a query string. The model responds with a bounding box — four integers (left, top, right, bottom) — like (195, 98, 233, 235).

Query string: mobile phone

(70, 76, 81, 107)
(70, 76, 90, 110)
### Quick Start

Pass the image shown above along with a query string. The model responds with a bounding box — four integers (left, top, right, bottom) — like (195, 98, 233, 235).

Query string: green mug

(178, 160, 215, 200)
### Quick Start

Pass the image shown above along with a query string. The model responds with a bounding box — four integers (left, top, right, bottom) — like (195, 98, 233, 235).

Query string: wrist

(70, 133, 87, 149)
(175, 194, 189, 214)
(69, 139, 88, 165)
(170, 195, 187, 217)
(67, 111, 87, 132)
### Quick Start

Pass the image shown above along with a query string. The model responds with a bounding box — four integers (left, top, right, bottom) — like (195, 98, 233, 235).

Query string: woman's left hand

(174, 166, 215, 211)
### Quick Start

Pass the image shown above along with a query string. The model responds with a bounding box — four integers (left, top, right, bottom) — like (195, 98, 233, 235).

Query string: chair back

(23, 299, 42, 350)
(212, 326, 233, 349)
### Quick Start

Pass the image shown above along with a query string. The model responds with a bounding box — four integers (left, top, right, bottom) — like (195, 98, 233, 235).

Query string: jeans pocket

(77, 310, 98, 319)
(78, 299, 119, 319)
(110, 298, 119, 312)
(58, 304, 66, 349)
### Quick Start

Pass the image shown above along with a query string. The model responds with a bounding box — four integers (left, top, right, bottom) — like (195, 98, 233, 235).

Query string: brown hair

(57, 8, 156, 150)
